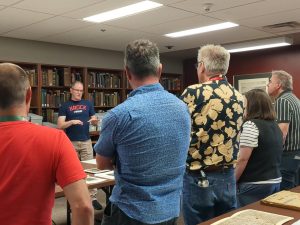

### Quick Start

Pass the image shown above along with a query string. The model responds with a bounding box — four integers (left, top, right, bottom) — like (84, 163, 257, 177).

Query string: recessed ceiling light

(164, 22, 238, 38)
(225, 37, 293, 53)
(83, 1, 163, 23)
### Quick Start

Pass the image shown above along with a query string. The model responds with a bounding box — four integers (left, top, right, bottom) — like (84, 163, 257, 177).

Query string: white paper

(82, 159, 96, 165)
(292, 220, 300, 225)
(94, 171, 114, 180)
(85, 175, 107, 184)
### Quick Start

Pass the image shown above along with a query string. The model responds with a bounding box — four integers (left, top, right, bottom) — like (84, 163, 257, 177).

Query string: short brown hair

(244, 89, 276, 121)
(0, 63, 30, 109)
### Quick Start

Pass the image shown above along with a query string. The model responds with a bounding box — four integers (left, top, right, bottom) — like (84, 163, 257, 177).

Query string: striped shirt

(275, 91, 300, 152)
(240, 121, 259, 148)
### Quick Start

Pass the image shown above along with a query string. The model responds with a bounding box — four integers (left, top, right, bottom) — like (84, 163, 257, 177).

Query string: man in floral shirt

(180, 44, 244, 225)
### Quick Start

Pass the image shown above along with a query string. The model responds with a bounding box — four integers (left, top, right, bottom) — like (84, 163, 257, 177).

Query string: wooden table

(55, 161, 115, 225)
(198, 186, 300, 225)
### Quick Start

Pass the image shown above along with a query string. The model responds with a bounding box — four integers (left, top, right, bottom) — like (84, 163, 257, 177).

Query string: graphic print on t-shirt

(69, 105, 87, 114)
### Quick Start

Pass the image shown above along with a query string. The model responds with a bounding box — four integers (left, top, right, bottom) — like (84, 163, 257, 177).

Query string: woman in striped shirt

(235, 88, 283, 207)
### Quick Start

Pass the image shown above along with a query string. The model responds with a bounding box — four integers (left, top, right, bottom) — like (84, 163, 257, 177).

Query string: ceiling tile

(0, 0, 22, 6)
(76, 29, 158, 51)
(238, 8, 300, 29)
(171, 0, 264, 14)
(40, 24, 130, 45)
(12, 0, 105, 15)
(208, 0, 300, 21)
(0, 7, 53, 34)
(3, 16, 89, 40)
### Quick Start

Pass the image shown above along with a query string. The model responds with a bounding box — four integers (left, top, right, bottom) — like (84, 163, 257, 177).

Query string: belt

(187, 165, 229, 174)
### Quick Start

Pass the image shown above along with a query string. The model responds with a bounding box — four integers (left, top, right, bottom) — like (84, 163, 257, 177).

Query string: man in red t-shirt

(0, 63, 94, 225)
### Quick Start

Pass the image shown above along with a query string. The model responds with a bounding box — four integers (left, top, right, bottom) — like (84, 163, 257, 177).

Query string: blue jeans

(237, 183, 280, 207)
(280, 152, 300, 190)
(182, 168, 236, 225)
(101, 202, 177, 225)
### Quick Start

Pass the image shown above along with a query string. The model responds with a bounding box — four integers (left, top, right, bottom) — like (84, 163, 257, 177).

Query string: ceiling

(1, 0, 300, 60)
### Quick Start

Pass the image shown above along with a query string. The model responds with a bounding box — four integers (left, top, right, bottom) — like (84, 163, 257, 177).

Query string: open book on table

(261, 190, 300, 211)
(211, 209, 293, 225)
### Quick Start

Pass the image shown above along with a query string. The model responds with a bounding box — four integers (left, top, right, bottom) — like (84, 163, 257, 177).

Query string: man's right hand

(72, 120, 84, 125)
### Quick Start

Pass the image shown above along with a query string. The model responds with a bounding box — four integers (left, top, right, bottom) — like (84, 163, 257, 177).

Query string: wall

(183, 45, 300, 97)
(0, 36, 183, 74)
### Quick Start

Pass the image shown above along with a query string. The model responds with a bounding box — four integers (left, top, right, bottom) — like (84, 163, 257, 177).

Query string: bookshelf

(0, 61, 183, 123)
(87, 68, 123, 110)
(160, 73, 182, 95)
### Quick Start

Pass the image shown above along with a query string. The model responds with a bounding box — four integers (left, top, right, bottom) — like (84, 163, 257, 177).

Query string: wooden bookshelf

(0, 60, 183, 123)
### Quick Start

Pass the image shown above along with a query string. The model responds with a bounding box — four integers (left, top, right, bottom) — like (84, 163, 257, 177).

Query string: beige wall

(0, 36, 183, 74)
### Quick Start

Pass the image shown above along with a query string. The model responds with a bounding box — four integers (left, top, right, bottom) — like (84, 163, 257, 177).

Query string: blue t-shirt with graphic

(58, 99, 95, 141)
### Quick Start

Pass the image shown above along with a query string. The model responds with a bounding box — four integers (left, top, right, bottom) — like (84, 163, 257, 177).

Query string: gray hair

(198, 44, 230, 76)
(71, 80, 83, 88)
(0, 63, 30, 109)
(124, 39, 160, 79)
(272, 70, 293, 91)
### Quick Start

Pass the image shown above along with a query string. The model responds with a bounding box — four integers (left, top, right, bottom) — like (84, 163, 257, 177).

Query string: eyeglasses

(194, 61, 203, 69)
(72, 88, 84, 93)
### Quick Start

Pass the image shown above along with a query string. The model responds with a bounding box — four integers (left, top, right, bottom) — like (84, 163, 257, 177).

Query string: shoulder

(243, 120, 258, 130)
(27, 123, 67, 142)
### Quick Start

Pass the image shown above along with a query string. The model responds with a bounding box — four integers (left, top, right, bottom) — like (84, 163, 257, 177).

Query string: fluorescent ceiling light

(225, 37, 293, 53)
(164, 22, 238, 38)
(83, 1, 163, 23)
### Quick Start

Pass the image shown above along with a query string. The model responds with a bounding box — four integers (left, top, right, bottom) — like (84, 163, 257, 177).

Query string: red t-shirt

(0, 121, 86, 225)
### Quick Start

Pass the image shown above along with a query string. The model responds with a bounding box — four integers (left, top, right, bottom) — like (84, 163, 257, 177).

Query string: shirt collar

(277, 90, 292, 98)
(128, 83, 164, 97)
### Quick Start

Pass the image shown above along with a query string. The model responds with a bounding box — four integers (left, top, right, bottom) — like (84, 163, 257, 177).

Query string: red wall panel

(183, 45, 300, 97)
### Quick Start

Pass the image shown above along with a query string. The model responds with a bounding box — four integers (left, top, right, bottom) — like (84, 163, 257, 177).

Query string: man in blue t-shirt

(58, 80, 102, 210)
(94, 39, 191, 225)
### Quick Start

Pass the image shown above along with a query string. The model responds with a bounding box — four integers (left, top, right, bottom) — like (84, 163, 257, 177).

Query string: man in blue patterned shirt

(94, 39, 191, 225)
(181, 44, 244, 225)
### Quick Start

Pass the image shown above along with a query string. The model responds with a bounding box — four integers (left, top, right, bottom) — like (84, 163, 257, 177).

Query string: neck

(0, 105, 28, 118)
(274, 89, 284, 99)
(131, 76, 160, 89)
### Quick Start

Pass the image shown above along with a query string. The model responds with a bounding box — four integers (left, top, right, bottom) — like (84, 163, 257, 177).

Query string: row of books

(41, 89, 71, 107)
(125, 78, 181, 90)
(42, 68, 82, 86)
(25, 68, 38, 86)
(160, 77, 181, 90)
(88, 72, 121, 88)
(88, 91, 120, 107)
(42, 109, 59, 124)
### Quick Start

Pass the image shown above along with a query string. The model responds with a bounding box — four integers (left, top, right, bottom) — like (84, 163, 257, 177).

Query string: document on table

(82, 158, 96, 165)
(85, 175, 107, 185)
(94, 170, 114, 180)
(211, 209, 293, 225)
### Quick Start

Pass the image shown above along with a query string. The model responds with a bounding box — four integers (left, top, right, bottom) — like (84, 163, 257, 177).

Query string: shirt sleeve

(239, 121, 259, 148)
(275, 98, 292, 123)
(89, 100, 96, 117)
(58, 103, 67, 117)
(55, 131, 86, 188)
(94, 111, 118, 158)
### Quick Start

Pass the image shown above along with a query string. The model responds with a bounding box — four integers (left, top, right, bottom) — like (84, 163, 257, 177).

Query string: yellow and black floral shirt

(180, 80, 244, 170)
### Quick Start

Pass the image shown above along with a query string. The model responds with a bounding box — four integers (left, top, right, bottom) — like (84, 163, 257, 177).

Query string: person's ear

(125, 66, 132, 81)
(25, 87, 32, 104)
(157, 63, 162, 79)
